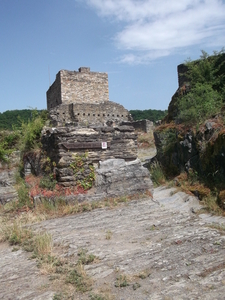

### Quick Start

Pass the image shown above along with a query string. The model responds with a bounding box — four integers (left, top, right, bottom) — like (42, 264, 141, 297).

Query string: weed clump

(115, 275, 129, 288)
(70, 153, 95, 190)
(66, 264, 92, 292)
(17, 182, 33, 209)
(77, 248, 96, 265)
(149, 161, 166, 186)
(39, 175, 57, 190)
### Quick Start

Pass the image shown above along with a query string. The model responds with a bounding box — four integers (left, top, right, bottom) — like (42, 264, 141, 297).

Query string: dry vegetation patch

(137, 131, 155, 148)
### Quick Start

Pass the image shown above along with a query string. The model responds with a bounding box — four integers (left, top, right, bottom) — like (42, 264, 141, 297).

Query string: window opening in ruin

(98, 114, 100, 116)
(77, 113, 80, 115)
(83, 113, 85, 116)
(93, 114, 95, 116)
(117, 115, 119, 117)
(88, 113, 90, 116)
(112, 114, 114, 117)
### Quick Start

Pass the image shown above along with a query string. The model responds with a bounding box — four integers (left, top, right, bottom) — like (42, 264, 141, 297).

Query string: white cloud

(85, 0, 225, 64)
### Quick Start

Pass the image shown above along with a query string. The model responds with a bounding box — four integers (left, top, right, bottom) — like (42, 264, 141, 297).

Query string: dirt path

(1, 186, 225, 299)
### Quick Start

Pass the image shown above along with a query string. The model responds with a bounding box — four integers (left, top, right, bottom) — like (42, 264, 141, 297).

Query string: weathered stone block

(95, 158, 153, 197)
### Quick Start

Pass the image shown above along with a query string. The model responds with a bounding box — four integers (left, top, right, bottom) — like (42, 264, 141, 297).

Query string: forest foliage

(129, 109, 167, 122)
(0, 109, 46, 130)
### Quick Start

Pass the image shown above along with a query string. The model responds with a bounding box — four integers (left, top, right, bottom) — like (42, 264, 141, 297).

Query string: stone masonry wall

(46, 72, 62, 110)
(122, 119, 153, 133)
(41, 125, 137, 186)
(49, 101, 132, 127)
(47, 67, 109, 110)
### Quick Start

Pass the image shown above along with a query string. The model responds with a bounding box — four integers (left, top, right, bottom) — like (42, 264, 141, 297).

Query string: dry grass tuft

(34, 232, 53, 256)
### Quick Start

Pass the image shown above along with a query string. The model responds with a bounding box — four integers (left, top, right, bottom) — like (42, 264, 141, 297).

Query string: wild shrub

(0, 142, 11, 162)
(77, 248, 96, 265)
(17, 182, 33, 209)
(178, 83, 222, 124)
(19, 112, 45, 152)
(39, 175, 57, 190)
(149, 161, 166, 186)
(0, 131, 20, 162)
(176, 49, 225, 125)
(0, 109, 46, 164)
(66, 264, 92, 292)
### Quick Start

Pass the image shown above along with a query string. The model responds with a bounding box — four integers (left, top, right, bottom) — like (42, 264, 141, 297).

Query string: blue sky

(0, 0, 225, 113)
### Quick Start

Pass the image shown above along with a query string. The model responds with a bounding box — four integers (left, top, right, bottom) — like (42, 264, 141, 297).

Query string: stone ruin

(46, 67, 133, 127)
(41, 67, 153, 199)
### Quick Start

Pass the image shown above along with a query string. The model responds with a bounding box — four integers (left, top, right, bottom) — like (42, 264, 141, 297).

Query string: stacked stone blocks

(47, 67, 109, 110)
(41, 125, 137, 186)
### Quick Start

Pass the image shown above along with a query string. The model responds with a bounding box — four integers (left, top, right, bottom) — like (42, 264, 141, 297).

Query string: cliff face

(154, 118, 225, 181)
(154, 53, 225, 198)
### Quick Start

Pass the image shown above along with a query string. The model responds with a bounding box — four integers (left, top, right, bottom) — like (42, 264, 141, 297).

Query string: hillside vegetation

(176, 50, 225, 124)
(0, 110, 48, 162)
(0, 109, 46, 130)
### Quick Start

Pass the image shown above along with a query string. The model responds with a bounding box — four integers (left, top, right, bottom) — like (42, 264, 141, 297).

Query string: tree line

(0, 109, 46, 130)
(129, 109, 167, 123)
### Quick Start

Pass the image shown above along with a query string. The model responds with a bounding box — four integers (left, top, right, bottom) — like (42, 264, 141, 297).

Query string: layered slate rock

(95, 158, 153, 197)
(18, 187, 225, 300)
(41, 125, 138, 186)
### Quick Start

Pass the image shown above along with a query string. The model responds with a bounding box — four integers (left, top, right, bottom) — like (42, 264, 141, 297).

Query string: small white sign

(102, 142, 107, 149)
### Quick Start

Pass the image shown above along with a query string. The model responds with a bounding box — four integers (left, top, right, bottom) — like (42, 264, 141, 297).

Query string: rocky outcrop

(0, 151, 20, 205)
(2, 187, 225, 299)
(154, 118, 225, 184)
(32, 158, 153, 205)
(95, 158, 153, 197)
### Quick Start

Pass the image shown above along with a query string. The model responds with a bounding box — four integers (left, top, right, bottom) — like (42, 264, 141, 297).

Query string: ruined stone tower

(46, 67, 132, 127)
(47, 67, 109, 109)
(41, 67, 153, 196)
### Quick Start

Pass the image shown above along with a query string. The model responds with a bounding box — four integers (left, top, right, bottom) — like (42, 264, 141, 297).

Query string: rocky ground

(1, 146, 225, 299)
(1, 185, 225, 299)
